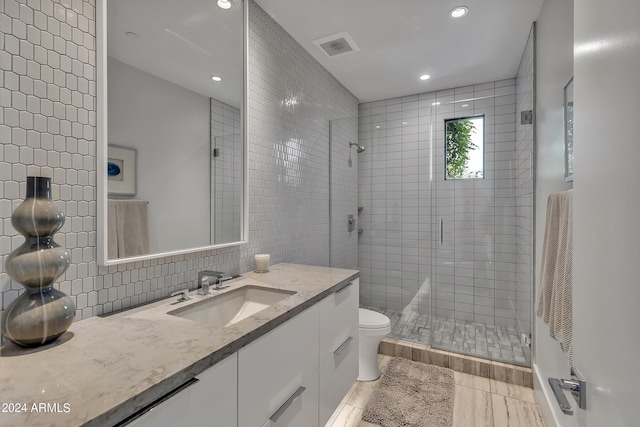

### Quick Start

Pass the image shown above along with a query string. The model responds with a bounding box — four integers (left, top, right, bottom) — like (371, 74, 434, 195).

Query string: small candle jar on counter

(255, 254, 270, 273)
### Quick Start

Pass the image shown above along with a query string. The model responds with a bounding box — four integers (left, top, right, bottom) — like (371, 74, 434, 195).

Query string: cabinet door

(195, 353, 238, 427)
(318, 333, 358, 426)
(125, 353, 237, 427)
(238, 305, 319, 427)
(318, 279, 359, 425)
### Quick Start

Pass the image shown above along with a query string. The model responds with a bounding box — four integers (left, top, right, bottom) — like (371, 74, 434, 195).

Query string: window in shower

(445, 115, 484, 179)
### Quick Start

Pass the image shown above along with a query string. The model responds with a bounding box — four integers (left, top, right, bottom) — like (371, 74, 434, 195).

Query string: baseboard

(533, 363, 561, 427)
(380, 338, 533, 387)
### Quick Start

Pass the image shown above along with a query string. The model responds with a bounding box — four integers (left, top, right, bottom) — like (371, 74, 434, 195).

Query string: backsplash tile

(1, 0, 357, 321)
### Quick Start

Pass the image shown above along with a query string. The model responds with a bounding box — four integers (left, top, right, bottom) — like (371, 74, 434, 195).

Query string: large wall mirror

(97, 0, 247, 265)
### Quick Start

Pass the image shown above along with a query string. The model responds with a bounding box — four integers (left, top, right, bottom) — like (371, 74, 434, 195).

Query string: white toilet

(357, 308, 391, 381)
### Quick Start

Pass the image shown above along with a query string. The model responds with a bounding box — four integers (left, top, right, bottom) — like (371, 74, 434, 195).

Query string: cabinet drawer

(238, 304, 319, 427)
(123, 353, 237, 427)
(319, 279, 359, 363)
(263, 371, 319, 427)
(318, 328, 358, 426)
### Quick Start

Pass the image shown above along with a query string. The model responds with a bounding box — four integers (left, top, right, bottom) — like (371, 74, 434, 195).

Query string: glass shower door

(429, 82, 533, 367)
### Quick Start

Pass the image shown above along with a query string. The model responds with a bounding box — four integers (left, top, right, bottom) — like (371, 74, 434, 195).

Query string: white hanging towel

(536, 189, 574, 367)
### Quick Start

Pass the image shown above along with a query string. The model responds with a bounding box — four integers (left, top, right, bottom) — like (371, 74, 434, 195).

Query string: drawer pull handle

(334, 281, 353, 294)
(334, 336, 353, 355)
(114, 378, 200, 426)
(270, 386, 306, 423)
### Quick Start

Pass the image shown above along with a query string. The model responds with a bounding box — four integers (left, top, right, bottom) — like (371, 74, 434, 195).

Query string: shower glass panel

(357, 99, 433, 344)
(429, 81, 533, 367)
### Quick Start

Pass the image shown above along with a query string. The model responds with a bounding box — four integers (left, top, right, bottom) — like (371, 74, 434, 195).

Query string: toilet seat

(359, 308, 391, 330)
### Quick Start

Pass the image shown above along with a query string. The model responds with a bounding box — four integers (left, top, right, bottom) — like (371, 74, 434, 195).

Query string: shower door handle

(439, 219, 444, 246)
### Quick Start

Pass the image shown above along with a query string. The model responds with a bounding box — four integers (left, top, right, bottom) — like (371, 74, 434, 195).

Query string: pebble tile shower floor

(362, 306, 530, 366)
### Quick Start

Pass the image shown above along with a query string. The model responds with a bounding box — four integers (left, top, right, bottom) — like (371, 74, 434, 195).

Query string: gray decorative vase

(1, 176, 75, 347)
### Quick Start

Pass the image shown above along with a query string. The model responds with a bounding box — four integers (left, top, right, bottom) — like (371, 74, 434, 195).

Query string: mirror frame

(96, 0, 249, 266)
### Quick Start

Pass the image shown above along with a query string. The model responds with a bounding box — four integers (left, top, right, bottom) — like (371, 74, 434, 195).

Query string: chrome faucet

(198, 270, 233, 291)
(170, 289, 190, 302)
(200, 276, 210, 296)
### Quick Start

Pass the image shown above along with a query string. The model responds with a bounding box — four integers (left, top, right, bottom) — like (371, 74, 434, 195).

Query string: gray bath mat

(362, 357, 455, 427)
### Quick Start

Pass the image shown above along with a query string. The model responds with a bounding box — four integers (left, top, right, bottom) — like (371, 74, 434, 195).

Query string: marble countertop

(0, 263, 359, 427)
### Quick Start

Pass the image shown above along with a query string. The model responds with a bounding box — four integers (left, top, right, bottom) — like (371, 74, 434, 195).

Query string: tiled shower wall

(358, 79, 534, 332)
(329, 117, 358, 269)
(1, 0, 357, 319)
(210, 98, 242, 245)
(514, 25, 535, 337)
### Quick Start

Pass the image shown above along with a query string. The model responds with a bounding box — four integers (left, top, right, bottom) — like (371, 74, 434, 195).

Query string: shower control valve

(348, 214, 356, 232)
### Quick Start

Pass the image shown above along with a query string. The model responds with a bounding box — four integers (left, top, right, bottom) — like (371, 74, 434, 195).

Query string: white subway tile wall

(247, 1, 357, 267)
(1, 0, 357, 320)
(358, 79, 533, 344)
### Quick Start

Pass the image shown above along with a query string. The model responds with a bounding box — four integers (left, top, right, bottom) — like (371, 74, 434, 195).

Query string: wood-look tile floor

(326, 355, 545, 427)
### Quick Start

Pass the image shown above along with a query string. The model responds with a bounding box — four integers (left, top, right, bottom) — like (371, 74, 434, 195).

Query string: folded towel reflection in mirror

(107, 199, 150, 259)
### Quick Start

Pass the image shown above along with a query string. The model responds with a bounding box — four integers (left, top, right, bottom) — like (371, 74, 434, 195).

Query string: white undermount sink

(168, 286, 296, 328)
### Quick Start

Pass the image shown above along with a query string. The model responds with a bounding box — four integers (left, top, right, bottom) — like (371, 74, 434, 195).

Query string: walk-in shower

(328, 26, 534, 367)
(356, 83, 533, 366)
(351, 25, 535, 367)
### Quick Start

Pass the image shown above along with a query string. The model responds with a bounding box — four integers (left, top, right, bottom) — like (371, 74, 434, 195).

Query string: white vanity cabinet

(123, 278, 359, 427)
(124, 352, 237, 427)
(318, 279, 359, 425)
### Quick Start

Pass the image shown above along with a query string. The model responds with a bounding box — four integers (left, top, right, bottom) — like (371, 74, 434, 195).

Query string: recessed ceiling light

(211, 76, 222, 82)
(432, 102, 441, 106)
(217, 0, 232, 10)
(419, 74, 431, 81)
(449, 6, 469, 18)
(461, 103, 469, 108)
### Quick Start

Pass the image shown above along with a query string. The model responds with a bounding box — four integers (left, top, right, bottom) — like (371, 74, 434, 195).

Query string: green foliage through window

(445, 116, 484, 179)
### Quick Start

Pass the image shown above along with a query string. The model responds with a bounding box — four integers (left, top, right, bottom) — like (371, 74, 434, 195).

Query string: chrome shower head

(349, 142, 365, 153)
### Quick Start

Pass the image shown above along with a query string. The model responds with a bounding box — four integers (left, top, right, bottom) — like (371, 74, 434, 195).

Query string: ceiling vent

(312, 31, 360, 58)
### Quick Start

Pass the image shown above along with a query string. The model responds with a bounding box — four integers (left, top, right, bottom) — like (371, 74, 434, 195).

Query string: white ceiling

(107, 0, 243, 108)
(254, 0, 544, 103)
